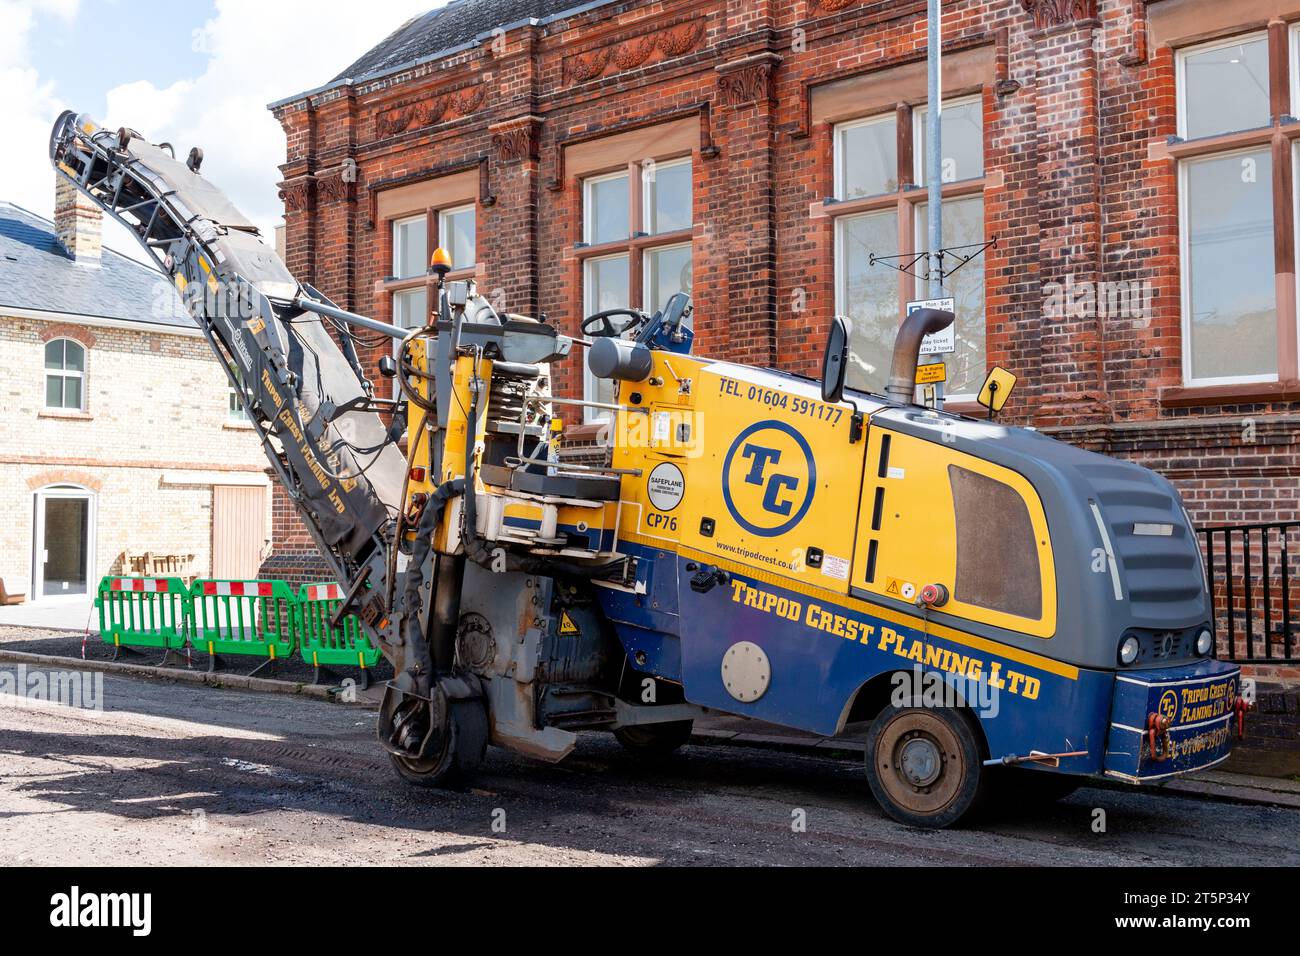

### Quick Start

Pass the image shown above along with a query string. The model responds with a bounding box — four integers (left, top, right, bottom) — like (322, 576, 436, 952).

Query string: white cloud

(101, 0, 438, 241)
(0, 1, 86, 222)
(3, 0, 440, 263)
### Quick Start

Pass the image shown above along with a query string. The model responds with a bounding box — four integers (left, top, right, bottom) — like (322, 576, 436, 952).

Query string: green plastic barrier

(95, 576, 191, 655)
(189, 580, 297, 667)
(297, 582, 381, 680)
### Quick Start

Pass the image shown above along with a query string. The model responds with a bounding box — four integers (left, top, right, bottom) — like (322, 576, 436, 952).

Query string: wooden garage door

(212, 485, 266, 580)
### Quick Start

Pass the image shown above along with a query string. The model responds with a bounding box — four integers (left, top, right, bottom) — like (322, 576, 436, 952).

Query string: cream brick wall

(0, 313, 270, 599)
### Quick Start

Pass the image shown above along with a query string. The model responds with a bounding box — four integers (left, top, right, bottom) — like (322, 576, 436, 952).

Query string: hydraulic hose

(400, 478, 464, 683)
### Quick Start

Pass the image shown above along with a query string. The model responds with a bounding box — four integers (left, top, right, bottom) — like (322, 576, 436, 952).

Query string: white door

(212, 485, 266, 580)
(32, 485, 95, 599)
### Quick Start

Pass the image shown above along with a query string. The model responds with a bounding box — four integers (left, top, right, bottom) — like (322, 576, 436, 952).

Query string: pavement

(0, 597, 95, 632)
(2, 661, 1299, 866)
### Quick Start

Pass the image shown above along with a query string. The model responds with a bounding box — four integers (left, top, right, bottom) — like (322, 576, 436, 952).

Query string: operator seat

(479, 463, 622, 502)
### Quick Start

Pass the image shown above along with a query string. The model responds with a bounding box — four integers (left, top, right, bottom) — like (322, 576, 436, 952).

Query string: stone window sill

(38, 409, 92, 421)
(1160, 380, 1300, 408)
(223, 419, 256, 430)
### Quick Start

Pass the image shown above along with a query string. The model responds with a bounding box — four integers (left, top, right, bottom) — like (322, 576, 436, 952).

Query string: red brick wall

(265, 0, 1300, 661)
(260, 472, 330, 589)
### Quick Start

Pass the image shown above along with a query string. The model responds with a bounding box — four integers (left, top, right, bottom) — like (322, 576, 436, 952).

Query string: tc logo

(722, 420, 816, 537)
(1158, 689, 1179, 724)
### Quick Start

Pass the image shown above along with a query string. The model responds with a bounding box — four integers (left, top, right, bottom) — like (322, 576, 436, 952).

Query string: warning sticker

(558, 611, 580, 636)
(914, 362, 946, 385)
(821, 554, 851, 581)
(885, 577, 916, 601)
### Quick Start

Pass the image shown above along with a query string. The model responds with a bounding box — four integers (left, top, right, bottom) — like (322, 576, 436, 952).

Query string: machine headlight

(1119, 635, 1141, 666)
(1196, 629, 1213, 656)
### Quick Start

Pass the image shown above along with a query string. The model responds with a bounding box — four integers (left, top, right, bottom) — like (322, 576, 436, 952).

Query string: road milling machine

(50, 111, 1248, 827)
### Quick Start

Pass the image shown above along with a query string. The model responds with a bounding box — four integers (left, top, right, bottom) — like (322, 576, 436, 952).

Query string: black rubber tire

(613, 719, 694, 756)
(864, 704, 986, 829)
(388, 698, 488, 789)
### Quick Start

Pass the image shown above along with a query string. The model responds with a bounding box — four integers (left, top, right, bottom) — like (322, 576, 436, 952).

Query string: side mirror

(821, 315, 852, 404)
(977, 366, 1017, 417)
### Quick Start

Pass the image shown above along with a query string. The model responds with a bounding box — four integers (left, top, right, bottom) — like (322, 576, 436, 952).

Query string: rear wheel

(388, 698, 488, 789)
(613, 720, 694, 756)
(864, 704, 986, 829)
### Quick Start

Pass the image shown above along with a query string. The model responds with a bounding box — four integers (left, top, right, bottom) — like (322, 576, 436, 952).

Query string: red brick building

(266, 0, 1299, 668)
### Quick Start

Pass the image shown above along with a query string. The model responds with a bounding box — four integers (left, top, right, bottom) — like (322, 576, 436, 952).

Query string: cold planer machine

(52, 112, 1246, 828)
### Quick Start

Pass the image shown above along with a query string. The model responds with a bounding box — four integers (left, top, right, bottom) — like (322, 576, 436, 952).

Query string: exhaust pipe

(885, 308, 954, 404)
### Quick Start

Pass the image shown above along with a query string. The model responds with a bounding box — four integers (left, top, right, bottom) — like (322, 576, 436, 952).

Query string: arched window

(45, 339, 85, 410)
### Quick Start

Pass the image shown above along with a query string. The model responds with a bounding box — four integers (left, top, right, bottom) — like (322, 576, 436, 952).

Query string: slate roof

(331, 0, 603, 84)
(0, 202, 193, 330)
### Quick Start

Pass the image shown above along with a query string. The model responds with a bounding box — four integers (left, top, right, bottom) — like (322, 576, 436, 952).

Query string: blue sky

(2, 0, 440, 262)
(28, 0, 215, 119)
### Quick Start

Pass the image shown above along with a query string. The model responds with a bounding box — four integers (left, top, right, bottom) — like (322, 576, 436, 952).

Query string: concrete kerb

(0, 646, 368, 705)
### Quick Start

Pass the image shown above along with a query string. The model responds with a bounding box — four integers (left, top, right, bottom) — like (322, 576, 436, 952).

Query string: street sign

(915, 362, 947, 385)
(908, 296, 955, 355)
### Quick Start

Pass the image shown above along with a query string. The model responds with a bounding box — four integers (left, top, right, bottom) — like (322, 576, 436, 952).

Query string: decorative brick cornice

(808, 0, 858, 10)
(278, 178, 313, 212)
(373, 83, 487, 140)
(1020, 0, 1098, 30)
(561, 19, 707, 87)
(490, 117, 541, 165)
(315, 168, 351, 205)
(716, 52, 781, 108)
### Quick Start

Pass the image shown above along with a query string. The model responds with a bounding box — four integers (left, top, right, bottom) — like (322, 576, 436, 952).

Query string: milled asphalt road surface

(1, 663, 1297, 866)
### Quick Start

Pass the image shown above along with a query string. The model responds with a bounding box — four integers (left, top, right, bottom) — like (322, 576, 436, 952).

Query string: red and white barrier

(305, 583, 341, 602)
(201, 581, 274, 597)
(110, 578, 172, 593)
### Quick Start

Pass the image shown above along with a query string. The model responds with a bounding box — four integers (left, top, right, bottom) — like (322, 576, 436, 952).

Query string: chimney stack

(54, 173, 102, 265)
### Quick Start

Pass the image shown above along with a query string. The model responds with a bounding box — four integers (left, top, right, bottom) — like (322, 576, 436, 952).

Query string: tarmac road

(1, 664, 1297, 866)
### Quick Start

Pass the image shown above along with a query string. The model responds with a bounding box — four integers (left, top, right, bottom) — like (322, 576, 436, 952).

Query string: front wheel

(613, 720, 694, 756)
(388, 698, 488, 789)
(864, 704, 986, 829)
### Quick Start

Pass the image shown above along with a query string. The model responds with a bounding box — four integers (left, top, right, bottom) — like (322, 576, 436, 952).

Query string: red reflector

(410, 466, 426, 483)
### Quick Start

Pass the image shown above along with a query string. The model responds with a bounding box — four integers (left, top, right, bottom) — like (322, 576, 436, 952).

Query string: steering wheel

(581, 308, 648, 338)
